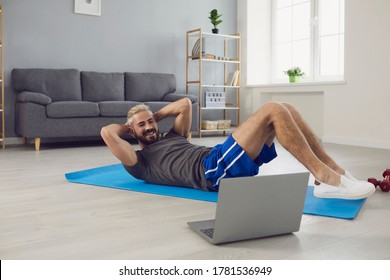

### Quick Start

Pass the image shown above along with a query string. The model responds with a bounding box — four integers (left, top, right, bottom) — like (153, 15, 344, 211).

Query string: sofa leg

(34, 138, 41, 151)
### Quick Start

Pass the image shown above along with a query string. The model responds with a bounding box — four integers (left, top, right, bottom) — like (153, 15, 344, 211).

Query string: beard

(135, 128, 159, 145)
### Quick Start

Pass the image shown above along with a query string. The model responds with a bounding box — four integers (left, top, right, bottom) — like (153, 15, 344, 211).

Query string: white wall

(238, 0, 390, 149)
(3, 0, 237, 138)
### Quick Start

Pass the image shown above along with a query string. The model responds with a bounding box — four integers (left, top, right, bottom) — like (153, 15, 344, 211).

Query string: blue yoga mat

(65, 164, 366, 220)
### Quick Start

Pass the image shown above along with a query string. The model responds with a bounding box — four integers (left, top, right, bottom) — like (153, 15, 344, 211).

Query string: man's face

(131, 110, 159, 145)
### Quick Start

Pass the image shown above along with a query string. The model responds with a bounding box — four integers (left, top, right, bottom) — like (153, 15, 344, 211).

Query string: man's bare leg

(232, 102, 341, 186)
(280, 102, 345, 176)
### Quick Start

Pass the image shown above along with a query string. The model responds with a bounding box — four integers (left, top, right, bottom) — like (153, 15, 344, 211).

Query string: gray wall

(2, 0, 237, 137)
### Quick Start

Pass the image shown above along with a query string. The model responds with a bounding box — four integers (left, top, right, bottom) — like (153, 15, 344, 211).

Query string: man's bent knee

(256, 101, 288, 118)
(280, 102, 298, 112)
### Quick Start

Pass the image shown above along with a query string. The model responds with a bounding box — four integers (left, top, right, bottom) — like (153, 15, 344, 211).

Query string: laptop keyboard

(200, 228, 214, 238)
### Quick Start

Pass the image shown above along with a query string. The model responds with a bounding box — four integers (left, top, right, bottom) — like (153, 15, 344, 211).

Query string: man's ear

(128, 126, 135, 136)
(125, 122, 135, 136)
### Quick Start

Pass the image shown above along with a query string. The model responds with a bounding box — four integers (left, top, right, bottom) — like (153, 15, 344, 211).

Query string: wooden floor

(0, 137, 389, 260)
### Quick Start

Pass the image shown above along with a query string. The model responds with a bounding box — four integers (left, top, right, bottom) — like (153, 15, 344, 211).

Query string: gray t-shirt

(123, 129, 213, 191)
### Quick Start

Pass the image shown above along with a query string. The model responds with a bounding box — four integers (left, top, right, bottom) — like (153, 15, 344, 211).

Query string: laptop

(187, 172, 310, 244)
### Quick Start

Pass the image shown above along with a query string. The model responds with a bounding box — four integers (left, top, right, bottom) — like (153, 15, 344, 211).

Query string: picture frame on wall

(74, 0, 101, 16)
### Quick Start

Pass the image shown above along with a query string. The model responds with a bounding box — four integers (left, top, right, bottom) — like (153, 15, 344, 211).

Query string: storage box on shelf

(186, 28, 240, 137)
(218, 119, 231, 129)
(201, 120, 218, 130)
(204, 91, 225, 108)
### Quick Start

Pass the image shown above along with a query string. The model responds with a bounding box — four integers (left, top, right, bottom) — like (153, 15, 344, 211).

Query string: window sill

(246, 80, 347, 88)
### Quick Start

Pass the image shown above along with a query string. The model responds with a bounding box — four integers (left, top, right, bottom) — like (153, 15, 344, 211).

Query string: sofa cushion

(81, 71, 125, 102)
(125, 72, 176, 102)
(144, 101, 172, 113)
(12, 68, 82, 101)
(46, 101, 99, 118)
(17, 91, 52, 105)
(162, 93, 198, 104)
(98, 101, 142, 117)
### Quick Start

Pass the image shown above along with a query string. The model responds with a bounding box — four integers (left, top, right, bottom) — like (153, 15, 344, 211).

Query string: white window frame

(271, 0, 345, 84)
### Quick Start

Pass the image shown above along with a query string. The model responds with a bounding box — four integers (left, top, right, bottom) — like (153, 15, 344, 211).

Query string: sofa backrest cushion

(98, 101, 142, 117)
(125, 72, 176, 102)
(81, 71, 125, 102)
(12, 68, 82, 101)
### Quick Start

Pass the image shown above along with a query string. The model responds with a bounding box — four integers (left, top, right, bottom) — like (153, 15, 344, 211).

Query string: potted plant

(209, 9, 222, 34)
(284, 67, 305, 83)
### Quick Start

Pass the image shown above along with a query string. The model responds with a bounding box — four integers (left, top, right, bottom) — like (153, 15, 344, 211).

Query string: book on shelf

(229, 70, 240, 86)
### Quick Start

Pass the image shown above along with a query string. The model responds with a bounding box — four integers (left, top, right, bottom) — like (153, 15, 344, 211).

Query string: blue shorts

(203, 135, 278, 189)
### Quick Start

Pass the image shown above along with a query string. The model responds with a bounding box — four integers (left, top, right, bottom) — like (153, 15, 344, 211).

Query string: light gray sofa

(12, 68, 198, 150)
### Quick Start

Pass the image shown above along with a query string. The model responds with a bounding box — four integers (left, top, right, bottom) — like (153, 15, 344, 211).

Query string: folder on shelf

(192, 38, 207, 57)
(191, 38, 216, 60)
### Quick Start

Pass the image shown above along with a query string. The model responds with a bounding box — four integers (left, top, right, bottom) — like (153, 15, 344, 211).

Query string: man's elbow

(182, 98, 192, 115)
(183, 97, 192, 111)
(174, 98, 192, 115)
(185, 97, 193, 105)
(100, 126, 111, 142)
(100, 126, 106, 137)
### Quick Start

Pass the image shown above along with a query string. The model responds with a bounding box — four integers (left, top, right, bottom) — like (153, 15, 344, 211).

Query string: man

(101, 98, 375, 200)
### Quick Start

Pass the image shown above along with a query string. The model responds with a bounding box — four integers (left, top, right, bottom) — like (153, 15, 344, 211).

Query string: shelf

(188, 57, 240, 64)
(202, 85, 239, 88)
(202, 106, 239, 110)
(187, 83, 239, 89)
(186, 28, 240, 138)
(201, 126, 237, 133)
(187, 29, 240, 40)
(202, 59, 240, 64)
(201, 32, 240, 40)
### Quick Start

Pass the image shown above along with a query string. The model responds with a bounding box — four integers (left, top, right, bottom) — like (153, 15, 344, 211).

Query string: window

(272, 0, 344, 83)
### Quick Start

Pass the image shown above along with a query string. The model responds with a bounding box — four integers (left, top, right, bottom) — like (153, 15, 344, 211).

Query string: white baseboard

(322, 136, 390, 150)
(4, 136, 105, 147)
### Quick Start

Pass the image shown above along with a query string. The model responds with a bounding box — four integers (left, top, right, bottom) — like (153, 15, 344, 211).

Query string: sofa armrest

(162, 93, 198, 104)
(17, 91, 52, 105)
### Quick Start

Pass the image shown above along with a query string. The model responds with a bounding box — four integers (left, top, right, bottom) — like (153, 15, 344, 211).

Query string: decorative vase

(212, 28, 219, 34)
(289, 76, 300, 83)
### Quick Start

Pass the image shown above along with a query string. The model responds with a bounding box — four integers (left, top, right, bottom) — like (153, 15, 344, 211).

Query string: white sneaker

(344, 170, 359, 182)
(314, 175, 375, 200)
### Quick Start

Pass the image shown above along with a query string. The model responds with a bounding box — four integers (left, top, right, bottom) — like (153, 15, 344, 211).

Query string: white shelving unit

(186, 28, 240, 137)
